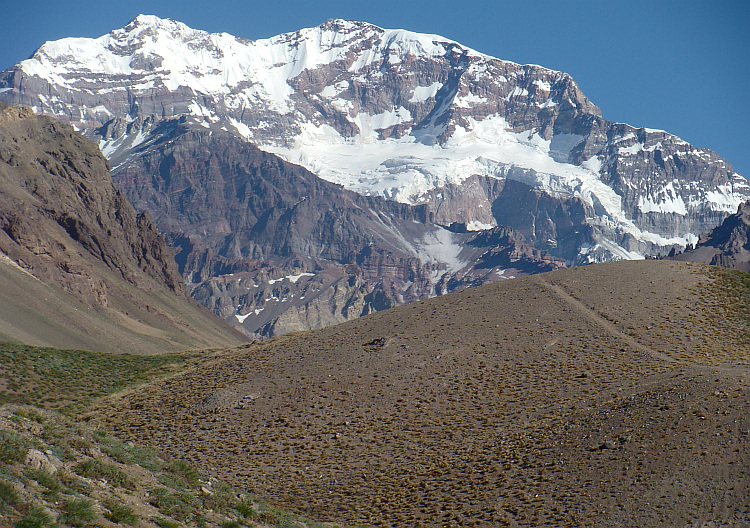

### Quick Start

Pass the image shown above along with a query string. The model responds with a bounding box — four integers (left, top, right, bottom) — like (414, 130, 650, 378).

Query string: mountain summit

(1, 16, 747, 336)
(2, 15, 746, 263)
(0, 15, 750, 262)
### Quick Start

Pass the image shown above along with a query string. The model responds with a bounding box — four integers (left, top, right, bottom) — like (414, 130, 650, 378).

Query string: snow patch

(466, 220, 495, 231)
(409, 82, 443, 103)
(267, 272, 315, 285)
(637, 182, 687, 215)
(415, 228, 466, 274)
(453, 92, 487, 108)
(506, 87, 529, 99)
(288, 272, 315, 283)
(532, 79, 551, 91)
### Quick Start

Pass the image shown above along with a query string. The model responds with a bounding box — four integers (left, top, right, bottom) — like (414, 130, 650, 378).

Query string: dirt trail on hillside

(535, 276, 680, 365)
(537, 273, 750, 385)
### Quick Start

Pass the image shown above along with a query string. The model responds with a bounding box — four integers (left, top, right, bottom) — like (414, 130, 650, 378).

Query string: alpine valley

(2, 15, 747, 337)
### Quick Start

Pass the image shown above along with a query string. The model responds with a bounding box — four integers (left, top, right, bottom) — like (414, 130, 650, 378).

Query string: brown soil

(89, 260, 750, 527)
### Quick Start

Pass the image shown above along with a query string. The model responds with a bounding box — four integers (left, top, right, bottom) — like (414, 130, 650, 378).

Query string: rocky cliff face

(0, 103, 184, 304)
(669, 201, 750, 272)
(1, 15, 746, 264)
(109, 116, 563, 337)
(0, 103, 246, 352)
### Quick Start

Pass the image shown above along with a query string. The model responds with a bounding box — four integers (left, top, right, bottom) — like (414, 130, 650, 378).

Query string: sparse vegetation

(96, 432, 162, 471)
(103, 498, 140, 525)
(148, 486, 200, 521)
(152, 517, 180, 528)
(2, 261, 749, 527)
(708, 266, 750, 335)
(0, 430, 30, 464)
(22, 467, 62, 497)
(0, 478, 20, 510)
(233, 496, 259, 519)
(0, 342, 205, 415)
(57, 497, 97, 527)
(83, 261, 750, 527)
(15, 503, 56, 528)
(0, 404, 350, 527)
(73, 459, 135, 490)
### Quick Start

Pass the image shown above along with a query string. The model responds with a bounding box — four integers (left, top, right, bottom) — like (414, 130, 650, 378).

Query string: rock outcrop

(0, 104, 184, 304)
(110, 117, 563, 337)
(0, 104, 246, 352)
(669, 200, 750, 272)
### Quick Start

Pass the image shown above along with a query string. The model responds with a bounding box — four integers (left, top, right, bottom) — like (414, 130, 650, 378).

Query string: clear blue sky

(4, 0, 748, 177)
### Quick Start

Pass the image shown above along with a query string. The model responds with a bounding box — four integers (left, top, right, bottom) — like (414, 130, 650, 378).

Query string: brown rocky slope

(0, 104, 246, 353)
(89, 260, 750, 527)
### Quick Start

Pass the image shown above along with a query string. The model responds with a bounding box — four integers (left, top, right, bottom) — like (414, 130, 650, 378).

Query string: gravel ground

(90, 261, 750, 527)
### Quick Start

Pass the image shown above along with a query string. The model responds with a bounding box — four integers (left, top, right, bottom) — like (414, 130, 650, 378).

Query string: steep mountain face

(110, 116, 563, 338)
(0, 103, 246, 352)
(669, 200, 750, 272)
(1, 15, 747, 264)
(0, 104, 182, 303)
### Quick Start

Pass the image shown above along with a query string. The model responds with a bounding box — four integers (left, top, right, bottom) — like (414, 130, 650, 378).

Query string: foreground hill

(0, 403, 352, 527)
(0, 104, 246, 353)
(0, 343, 359, 527)
(89, 260, 750, 527)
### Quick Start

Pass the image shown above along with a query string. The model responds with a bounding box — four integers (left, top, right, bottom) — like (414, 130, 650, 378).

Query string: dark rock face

(109, 117, 563, 337)
(669, 201, 750, 272)
(0, 104, 184, 305)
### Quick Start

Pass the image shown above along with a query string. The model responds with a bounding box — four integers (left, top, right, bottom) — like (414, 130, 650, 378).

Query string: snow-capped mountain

(1, 14, 746, 265)
(109, 117, 564, 338)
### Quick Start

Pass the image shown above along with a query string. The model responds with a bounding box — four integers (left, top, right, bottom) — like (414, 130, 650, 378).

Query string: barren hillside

(89, 260, 750, 527)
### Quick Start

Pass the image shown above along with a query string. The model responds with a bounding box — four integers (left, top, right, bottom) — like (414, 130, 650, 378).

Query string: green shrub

(98, 436, 162, 471)
(58, 470, 92, 495)
(73, 459, 135, 490)
(233, 498, 258, 519)
(0, 430, 30, 464)
(16, 503, 56, 528)
(220, 521, 241, 528)
(152, 516, 180, 528)
(13, 410, 45, 424)
(103, 499, 139, 525)
(201, 482, 235, 512)
(23, 468, 62, 495)
(167, 460, 201, 488)
(157, 473, 185, 491)
(148, 487, 200, 521)
(57, 498, 97, 527)
(41, 426, 89, 461)
(42, 425, 92, 460)
(0, 478, 20, 510)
